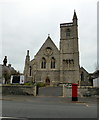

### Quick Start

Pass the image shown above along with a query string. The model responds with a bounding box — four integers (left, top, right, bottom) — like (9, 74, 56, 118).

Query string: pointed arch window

(51, 57, 55, 69)
(41, 57, 46, 69)
(81, 72, 84, 81)
(29, 66, 32, 76)
(66, 28, 70, 37)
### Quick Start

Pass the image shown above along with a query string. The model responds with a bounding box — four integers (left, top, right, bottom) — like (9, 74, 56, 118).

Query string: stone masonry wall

(2, 85, 36, 96)
(63, 86, 99, 97)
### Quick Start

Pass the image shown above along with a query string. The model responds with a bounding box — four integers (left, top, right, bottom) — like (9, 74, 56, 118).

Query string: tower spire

(73, 10, 77, 20)
(27, 50, 29, 56)
(25, 50, 30, 62)
(73, 10, 78, 25)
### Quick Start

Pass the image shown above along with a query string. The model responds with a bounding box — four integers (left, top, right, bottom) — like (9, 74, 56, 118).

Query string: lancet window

(66, 28, 70, 37)
(41, 57, 46, 69)
(51, 57, 55, 69)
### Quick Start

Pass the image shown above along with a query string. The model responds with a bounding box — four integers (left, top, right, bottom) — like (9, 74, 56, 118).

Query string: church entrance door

(45, 77, 50, 85)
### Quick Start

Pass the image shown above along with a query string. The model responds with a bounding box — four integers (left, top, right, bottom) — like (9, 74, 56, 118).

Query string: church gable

(35, 36, 59, 57)
(31, 36, 60, 71)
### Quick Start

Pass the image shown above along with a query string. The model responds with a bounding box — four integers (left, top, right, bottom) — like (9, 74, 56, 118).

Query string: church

(24, 11, 80, 86)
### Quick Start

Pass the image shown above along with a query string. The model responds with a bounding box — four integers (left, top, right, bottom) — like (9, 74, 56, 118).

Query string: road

(1, 95, 98, 119)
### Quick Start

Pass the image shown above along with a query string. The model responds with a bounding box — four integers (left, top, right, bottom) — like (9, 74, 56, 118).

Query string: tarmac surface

(0, 95, 98, 119)
(1, 95, 98, 104)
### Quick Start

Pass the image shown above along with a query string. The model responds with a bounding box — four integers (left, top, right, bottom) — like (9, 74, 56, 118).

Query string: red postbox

(72, 83, 78, 101)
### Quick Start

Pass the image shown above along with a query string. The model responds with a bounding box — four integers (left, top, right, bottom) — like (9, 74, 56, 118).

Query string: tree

(2, 66, 11, 84)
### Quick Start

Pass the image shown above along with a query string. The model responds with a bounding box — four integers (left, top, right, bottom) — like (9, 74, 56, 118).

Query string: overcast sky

(0, 0, 97, 73)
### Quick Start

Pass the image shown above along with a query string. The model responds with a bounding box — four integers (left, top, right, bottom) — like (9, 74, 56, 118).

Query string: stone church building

(24, 11, 80, 86)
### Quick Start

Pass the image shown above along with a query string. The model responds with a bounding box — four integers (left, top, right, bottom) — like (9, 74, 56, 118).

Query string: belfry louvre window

(41, 57, 46, 69)
(66, 28, 70, 37)
(51, 57, 55, 69)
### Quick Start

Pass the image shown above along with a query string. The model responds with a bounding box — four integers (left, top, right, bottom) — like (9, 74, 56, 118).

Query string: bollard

(72, 83, 78, 101)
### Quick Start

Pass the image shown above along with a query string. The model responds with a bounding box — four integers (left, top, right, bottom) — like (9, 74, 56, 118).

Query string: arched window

(51, 57, 55, 69)
(29, 66, 32, 76)
(66, 28, 70, 37)
(81, 72, 84, 81)
(41, 57, 46, 69)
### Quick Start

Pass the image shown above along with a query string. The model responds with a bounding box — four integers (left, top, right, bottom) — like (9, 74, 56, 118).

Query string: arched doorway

(45, 77, 50, 85)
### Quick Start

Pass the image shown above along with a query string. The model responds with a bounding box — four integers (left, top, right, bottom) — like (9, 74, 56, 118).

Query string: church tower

(60, 10, 80, 84)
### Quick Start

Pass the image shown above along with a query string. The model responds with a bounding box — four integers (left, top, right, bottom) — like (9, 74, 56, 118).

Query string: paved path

(38, 86, 63, 96)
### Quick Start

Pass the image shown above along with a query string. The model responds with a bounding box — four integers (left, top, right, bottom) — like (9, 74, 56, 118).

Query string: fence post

(33, 85, 37, 96)
(63, 84, 64, 97)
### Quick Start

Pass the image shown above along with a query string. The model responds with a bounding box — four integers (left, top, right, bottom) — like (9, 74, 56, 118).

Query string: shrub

(24, 82, 32, 86)
(4, 83, 19, 86)
(36, 82, 46, 87)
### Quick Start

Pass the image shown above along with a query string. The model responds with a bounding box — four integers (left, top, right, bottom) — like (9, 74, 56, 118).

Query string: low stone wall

(2, 85, 36, 96)
(63, 86, 99, 97)
(78, 86, 99, 97)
